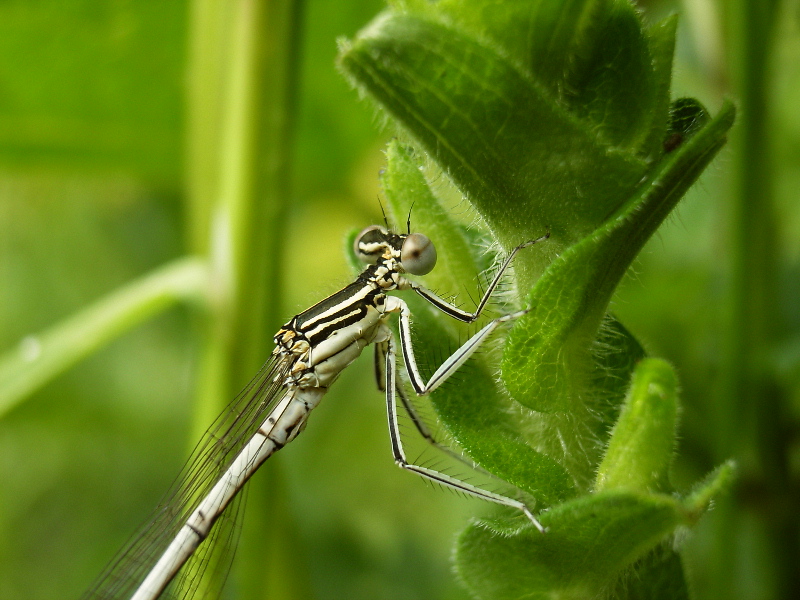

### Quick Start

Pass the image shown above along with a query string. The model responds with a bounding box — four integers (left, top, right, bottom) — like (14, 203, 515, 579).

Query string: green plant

(337, 0, 735, 597)
(5, 0, 795, 598)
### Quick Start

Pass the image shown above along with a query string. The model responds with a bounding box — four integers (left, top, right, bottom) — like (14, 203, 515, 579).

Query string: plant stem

(713, 0, 795, 598)
(187, 0, 301, 436)
(0, 257, 208, 418)
(185, 0, 231, 254)
(185, 0, 304, 596)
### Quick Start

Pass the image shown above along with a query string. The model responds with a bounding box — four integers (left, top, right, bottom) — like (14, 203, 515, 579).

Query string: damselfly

(83, 224, 548, 600)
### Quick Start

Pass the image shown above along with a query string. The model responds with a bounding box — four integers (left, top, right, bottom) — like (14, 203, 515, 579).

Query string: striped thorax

(272, 226, 437, 390)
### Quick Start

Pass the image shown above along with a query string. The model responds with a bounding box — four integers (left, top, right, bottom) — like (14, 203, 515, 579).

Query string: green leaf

(639, 15, 679, 158)
(397, 0, 613, 100)
(561, 2, 674, 154)
(450, 369, 732, 600)
(0, 0, 185, 178)
(610, 545, 690, 600)
(380, 142, 576, 506)
(596, 358, 679, 494)
(455, 491, 684, 600)
(395, 0, 676, 159)
(339, 1, 684, 279)
(409, 309, 577, 505)
(340, 2, 738, 596)
(453, 462, 735, 599)
(339, 11, 648, 250)
(501, 101, 735, 413)
(346, 0, 735, 512)
(681, 460, 737, 521)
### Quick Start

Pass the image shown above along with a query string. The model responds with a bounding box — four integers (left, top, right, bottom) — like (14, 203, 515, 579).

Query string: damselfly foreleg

(408, 233, 549, 323)
(393, 295, 530, 395)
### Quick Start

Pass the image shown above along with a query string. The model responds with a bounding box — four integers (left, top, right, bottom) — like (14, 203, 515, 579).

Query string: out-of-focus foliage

(0, 1, 797, 600)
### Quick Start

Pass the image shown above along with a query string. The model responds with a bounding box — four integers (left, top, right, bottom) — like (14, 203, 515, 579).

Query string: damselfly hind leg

(375, 340, 484, 469)
(383, 311, 545, 533)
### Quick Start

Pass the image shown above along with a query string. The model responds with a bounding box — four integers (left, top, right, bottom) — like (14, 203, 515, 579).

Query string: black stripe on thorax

(293, 280, 384, 345)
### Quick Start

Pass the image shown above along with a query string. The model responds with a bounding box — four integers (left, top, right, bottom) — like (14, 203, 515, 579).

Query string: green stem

(714, 0, 793, 598)
(719, 0, 779, 468)
(0, 257, 208, 418)
(189, 0, 302, 435)
(185, 0, 304, 597)
(185, 0, 232, 254)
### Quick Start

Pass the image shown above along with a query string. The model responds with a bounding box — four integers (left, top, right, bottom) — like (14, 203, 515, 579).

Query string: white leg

(383, 336, 545, 532)
(375, 339, 488, 469)
(387, 294, 527, 396)
(410, 233, 548, 323)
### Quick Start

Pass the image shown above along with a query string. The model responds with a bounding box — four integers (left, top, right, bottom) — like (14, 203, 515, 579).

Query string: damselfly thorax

(274, 227, 428, 390)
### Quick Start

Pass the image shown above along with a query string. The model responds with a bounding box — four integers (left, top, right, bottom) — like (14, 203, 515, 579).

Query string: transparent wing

(83, 355, 290, 600)
(163, 480, 247, 600)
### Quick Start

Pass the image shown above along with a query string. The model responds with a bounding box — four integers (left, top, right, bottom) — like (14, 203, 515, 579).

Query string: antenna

(406, 201, 416, 234)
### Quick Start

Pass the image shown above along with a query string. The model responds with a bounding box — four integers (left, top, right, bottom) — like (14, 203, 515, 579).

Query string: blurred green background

(0, 1, 798, 599)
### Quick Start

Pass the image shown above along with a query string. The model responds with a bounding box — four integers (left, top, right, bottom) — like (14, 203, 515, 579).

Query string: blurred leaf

(0, 0, 185, 179)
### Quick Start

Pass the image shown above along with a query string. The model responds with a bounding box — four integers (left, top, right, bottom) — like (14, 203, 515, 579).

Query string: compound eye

(354, 225, 386, 264)
(400, 233, 437, 275)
